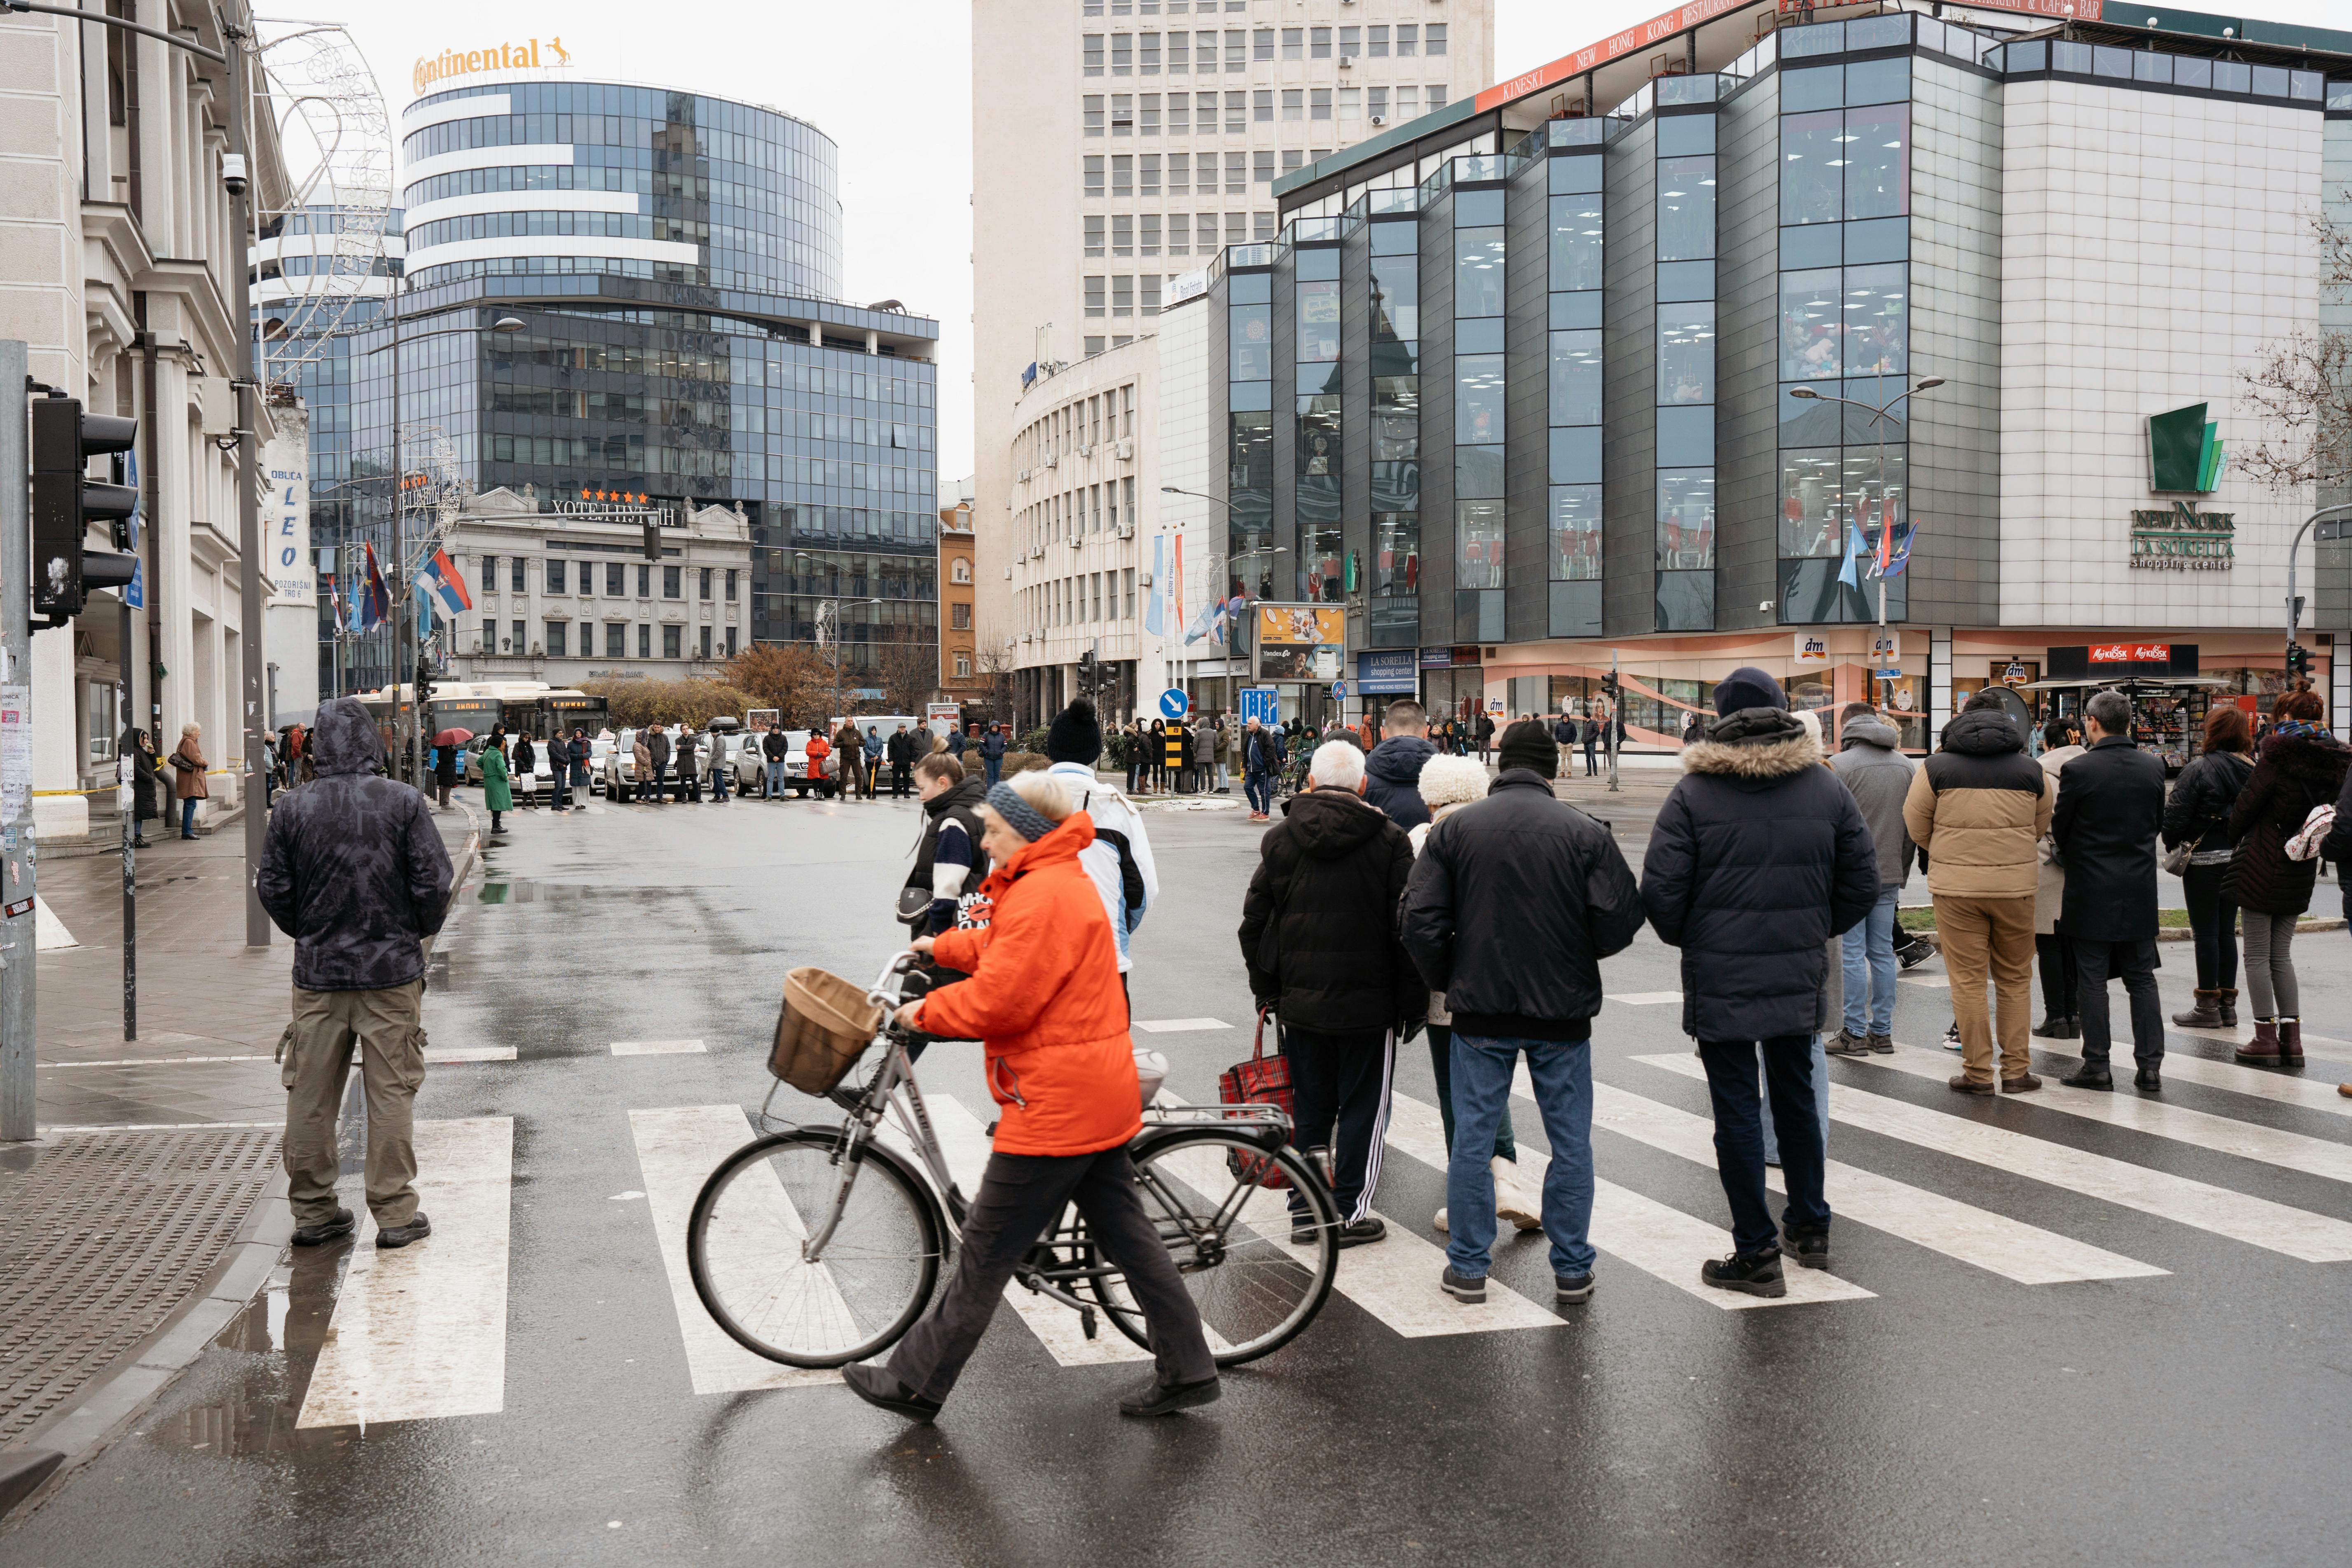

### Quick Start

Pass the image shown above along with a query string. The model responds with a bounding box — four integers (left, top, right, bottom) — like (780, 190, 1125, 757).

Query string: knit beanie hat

(1496, 718, 1558, 778)
(1045, 698, 1103, 765)
(1415, 753, 1489, 810)
(1713, 665, 1787, 716)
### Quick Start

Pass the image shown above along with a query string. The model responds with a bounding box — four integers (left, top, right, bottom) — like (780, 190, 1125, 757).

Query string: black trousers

(1280, 1024, 1395, 1225)
(891, 761, 912, 797)
(2181, 862, 2240, 991)
(1697, 1035, 1829, 1258)
(2035, 932, 2078, 1019)
(887, 1145, 1216, 1404)
(2075, 936, 2165, 1067)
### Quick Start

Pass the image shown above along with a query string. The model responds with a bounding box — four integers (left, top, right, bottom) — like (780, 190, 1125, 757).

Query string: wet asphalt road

(7, 783, 2352, 1568)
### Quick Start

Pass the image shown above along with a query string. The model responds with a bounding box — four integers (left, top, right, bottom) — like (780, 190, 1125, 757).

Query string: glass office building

(1196, 1, 2352, 751)
(347, 78, 938, 690)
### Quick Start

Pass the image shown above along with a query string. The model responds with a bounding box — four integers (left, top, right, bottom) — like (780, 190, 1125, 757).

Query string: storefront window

(1229, 300, 1273, 381)
(1296, 277, 1340, 361)
(1369, 254, 1417, 340)
(1843, 103, 1910, 220)
(1780, 448, 1844, 557)
(1457, 499, 1505, 589)
(1780, 269, 1843, 379)
(1842, 264, 1907, 377)
(1373, 510, 1420, 594)
(1549, 485, 1602, 579)
(1657, 469, 1716, 570)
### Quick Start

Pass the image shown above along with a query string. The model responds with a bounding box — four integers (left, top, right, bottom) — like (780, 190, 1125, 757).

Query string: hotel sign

(2129, 501, 2234, 571)
(414, 36, 572, 97)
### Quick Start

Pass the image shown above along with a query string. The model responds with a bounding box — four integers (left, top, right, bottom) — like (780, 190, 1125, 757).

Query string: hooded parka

(1236, 787, 1424, 1033)
(2226, 731, 2352, 917)
(913, 813, 1143, 1156)
(1362, 734, 1437, 828)
(1901, 707, 2050, 901)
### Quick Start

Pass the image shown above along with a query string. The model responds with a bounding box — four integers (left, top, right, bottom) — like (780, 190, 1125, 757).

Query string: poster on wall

(1254, 604, 1345, 682)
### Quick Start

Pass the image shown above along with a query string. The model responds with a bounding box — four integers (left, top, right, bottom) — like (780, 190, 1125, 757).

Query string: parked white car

(464, 735, 553, 802)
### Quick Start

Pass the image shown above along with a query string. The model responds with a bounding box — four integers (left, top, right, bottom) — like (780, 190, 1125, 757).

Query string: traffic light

(643, 518, 660, 563)
(29, 396, 138, 622)
(2286, 643, 2312, 682)
(1076, 648, 1098, 697)
(415, 654, 436, 709)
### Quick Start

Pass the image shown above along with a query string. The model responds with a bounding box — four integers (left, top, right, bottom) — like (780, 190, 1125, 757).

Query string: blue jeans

(1841, 887, 1900, 1037)
(1244, 768, 1271, 814)
(180, 797, 198, 836)
(983, 757, 1002, 787)
(1758, 1034, 1831, 1166)
(1699, 1034, 1830, 1257)
(1444, 1033, 1596, 1281)
(766, 759, 786, 795)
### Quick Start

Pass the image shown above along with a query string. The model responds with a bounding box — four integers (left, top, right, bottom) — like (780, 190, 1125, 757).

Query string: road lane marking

(1898, 974, 1952, 989)
(1606, 992, 1684, 1006)
(1131, 1018, 1232, 1034)
(611, 1039, 707, 1056)
(1856, 1043, 2352, 1188)
(40, 1055, 273, 1067)
(298, 1117, 514, 1428)
(2038, 1046, 2352, 1121)
(1632, 1055, 2352, 1263)
(428, 1046, 516, 1064)
(1575, 1079, 2162, 1284)
(1391, 1090, 1872, 1310)
(626, 1106, 839, 1393)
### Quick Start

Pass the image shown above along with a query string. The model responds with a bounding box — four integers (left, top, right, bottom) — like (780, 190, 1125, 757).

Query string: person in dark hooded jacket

(1640, 667, 1877, 1297)
(123, 727, 161, 845)
(2223, 689, 2349, 1065)
(1362, 698, 1438, 829)
(256, 697, 454, 1253)
(1238, 738, 1425, 1247)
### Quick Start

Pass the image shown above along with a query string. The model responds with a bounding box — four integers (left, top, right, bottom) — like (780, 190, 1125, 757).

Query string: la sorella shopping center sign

(414, 35, 573, 97)
(2130, 402, 2233, 572)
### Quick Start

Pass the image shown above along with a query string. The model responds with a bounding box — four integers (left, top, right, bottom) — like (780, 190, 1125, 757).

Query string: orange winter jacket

(913, 812, 1142, 1156)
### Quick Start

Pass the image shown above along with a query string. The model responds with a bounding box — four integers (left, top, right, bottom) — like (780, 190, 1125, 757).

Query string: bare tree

(972, 641, 1016, 724)
(877, 627, 939, 716)
(2237, 207, 2352, 496)
(721, 642, 834, 728)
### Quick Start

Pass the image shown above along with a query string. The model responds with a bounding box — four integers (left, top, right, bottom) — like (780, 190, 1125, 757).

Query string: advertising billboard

(1254, 604, 1345, 683)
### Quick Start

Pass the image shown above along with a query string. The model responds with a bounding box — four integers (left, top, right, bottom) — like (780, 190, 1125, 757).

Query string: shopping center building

(359, 66, 940, 693)
(1168, 0, 2352, 763)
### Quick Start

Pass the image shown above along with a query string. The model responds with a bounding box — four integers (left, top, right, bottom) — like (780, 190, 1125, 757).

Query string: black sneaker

(374, 1211, 432, 1249)
(1116, 1373, 1221, 1417)
(2060, 1065, 2114, 1091)
(1554, 1272, 1596, 1304)
(1699, 1250, 1788, 1298)
(843, 1362, 942, 1423)
(292, 1207, 355, 1247)
(1440, 1266, 1486, 1303)
(1780, 1228, 1832, 1270)
(1335, 1217, 1387, 1250)
(1825, 1029, 1872, 1058)
(1288, 1217, 1321, 1246)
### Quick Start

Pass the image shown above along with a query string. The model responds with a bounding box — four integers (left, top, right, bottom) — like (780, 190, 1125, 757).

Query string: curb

(1898, 917, 2345, 944)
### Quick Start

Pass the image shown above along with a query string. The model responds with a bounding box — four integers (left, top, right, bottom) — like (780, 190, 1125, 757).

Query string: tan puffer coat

(1902, 708, 2052, 901)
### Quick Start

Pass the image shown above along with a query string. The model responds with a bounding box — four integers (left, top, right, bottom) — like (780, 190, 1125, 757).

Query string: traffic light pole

(3, 339, 35, 1141)
(226, 22, 270, 947)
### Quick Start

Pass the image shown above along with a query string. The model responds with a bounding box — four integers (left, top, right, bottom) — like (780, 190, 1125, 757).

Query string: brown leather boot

(2216, 988, 2239, 1028)
(2171, 989, 2221, 1028)
(2277, 1018, 2303, 1065)
(2236, 1018, 2281, 1065)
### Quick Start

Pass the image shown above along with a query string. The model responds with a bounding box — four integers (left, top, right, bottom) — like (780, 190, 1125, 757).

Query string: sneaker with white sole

(1491, 1156, 1544, 1231)
(1942, 1021, 1963, 1052)
(1432, 1207, 1448, 1233)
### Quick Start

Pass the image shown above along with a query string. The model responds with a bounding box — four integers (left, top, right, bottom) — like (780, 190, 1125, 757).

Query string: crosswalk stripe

(1132, 1018, 1233, 1034)
(298, 1117, 515, 1428)
(1577, 1079, 2162, 1284)
(1606, 992, 1683, 1006)
(1633, 1054, 2352, 1262)
(917, 1095, 1154, 1366)
(2174, 1021, 2352, 1053)
(1386, 1091, 1871, 1310)
(1857, 1043, 2352, 1188)
(428, 1046, 515, 1064)
(2042, 1046, 2352, 1121)
(625, 1106, 838, 1393)
(612, 1039, 707, 1056)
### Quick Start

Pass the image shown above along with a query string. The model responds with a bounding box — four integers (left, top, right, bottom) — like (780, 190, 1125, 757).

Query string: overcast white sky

(279, 0, 2347, 483)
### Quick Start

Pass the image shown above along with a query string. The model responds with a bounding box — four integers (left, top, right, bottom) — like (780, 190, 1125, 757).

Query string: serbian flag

(416, 546, 472, 617)
(1872, 499, 1895, 579)
(358, 542, 391, 631)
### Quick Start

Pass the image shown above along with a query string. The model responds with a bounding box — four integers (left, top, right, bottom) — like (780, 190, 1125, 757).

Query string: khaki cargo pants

(279, 981, 428, 1228)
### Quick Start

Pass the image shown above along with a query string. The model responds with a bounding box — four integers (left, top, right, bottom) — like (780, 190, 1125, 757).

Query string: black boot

(2060, 1060, 2113, 1091)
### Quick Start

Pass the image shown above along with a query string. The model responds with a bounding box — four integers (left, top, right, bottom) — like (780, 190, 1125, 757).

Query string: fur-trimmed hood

(1682, 730, 1824, 782)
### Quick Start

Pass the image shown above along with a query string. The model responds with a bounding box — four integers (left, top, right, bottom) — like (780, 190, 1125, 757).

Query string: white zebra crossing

(1854, 1043, 2352, 1188)
(1633, 1054, 2352, 1262)
(1384, 1091, 1873, 1309)
(2034, 1044, 2352, 1122)
(298, 1117, 515, 1428)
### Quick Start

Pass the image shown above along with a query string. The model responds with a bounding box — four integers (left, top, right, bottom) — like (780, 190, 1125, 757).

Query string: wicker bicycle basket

(770, 966, 885, 1094)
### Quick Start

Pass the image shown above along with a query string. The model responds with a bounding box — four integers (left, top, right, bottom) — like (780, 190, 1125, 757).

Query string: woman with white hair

(1410, 753, 1542, 1235)
(847, 768, 1220, 1423)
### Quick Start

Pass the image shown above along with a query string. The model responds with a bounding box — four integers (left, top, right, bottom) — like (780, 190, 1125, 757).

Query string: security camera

(1758, 601, 1772, 613)
(222, 153, 249, 197)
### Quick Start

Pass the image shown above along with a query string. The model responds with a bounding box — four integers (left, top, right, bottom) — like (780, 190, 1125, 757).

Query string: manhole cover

(0, 1128, 278, 1444)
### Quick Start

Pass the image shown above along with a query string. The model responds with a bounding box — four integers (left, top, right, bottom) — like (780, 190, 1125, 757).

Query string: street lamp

(791, 548, 881, 728)
(361, 313, 524, 785)
(1786, 377, 1944, 717)
(2286, 502, 2352, 685)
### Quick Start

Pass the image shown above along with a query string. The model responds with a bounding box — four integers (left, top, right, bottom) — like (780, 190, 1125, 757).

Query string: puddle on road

(475, 878, 598, 904)
(150, 1250, 357, 1460)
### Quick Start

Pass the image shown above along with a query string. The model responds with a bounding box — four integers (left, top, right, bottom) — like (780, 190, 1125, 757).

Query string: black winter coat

(2160, 748, 2253, 851)
(1245, 727, 1282, 774)
(124, 732, 160, 821)
(1238, 787, 1424, 1033)
(2051, 735, 2168, 941)
(2324, 763, 2352, 868)
(644, 730, 671, 772)
(1400, 771, 1644, 1040)
(1640, 711, 1878, 1042)
(762, 730, 787, 761)
(256, 698, 454, 991)
(1362, 735, 1436, 829)
(2226, 732, 2351, 916)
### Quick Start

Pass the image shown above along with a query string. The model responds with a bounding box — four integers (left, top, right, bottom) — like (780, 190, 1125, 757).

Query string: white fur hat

(1415, 753, 1489, 811)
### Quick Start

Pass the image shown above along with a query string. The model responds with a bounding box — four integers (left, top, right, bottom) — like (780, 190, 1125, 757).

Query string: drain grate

(0, 1128, 278, 1444)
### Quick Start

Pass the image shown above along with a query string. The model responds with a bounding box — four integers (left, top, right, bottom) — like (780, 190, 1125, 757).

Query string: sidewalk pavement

(0, 797, 477, 1512)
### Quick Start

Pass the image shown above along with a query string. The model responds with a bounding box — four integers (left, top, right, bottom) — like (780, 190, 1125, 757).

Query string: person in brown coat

(835, 720, 868, 800)
(167, 722, 208, 839)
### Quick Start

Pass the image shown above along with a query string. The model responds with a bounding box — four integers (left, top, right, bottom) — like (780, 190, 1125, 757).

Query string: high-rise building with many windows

(974, 0, 1495, 712)
(347, 69, 940, 696)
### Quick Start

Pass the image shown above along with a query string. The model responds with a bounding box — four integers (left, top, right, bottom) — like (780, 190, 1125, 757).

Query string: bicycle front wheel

(687, 1129, 944, 1368)
(1089, 1129, 1339, 1367)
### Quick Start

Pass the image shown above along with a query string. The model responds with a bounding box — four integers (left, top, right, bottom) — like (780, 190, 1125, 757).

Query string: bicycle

(687, 953, 1341, 1369)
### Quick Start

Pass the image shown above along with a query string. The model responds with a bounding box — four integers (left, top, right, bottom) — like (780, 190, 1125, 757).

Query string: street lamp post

(792, 548, 880, 731)
(1786, 377, 1944, 721)
(2285, 503, 2352, 683)
(362, 313, 524, 785)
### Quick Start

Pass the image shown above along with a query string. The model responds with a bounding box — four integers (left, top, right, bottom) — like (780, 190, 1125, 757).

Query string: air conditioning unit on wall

(1114, 438, 1134, 459)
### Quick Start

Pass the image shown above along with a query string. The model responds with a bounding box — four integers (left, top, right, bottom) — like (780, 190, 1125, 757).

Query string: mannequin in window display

(1305, 433, 1333, 476)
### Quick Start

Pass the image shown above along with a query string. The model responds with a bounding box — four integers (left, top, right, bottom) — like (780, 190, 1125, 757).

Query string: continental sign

(2128, 501, 2234, 571)
(414, 36, 572, 97)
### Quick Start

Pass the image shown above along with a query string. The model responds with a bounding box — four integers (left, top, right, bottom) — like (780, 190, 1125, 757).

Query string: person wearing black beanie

(1046, 698, 1104, 767)
(1495, 719, 1557, 778)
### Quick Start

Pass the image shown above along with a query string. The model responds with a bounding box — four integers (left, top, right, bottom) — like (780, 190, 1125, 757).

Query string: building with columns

(3, 0, 293, 845)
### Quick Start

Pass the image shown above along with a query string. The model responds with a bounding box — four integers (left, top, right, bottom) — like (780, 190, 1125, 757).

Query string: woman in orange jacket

(842, 769, 1219, 1424)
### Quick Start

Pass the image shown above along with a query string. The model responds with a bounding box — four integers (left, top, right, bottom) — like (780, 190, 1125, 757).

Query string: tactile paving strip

(0, 1128, 278, 1443)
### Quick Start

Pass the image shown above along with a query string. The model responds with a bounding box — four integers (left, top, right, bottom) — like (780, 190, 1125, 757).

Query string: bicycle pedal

(1079, 1306, 1098, 1341)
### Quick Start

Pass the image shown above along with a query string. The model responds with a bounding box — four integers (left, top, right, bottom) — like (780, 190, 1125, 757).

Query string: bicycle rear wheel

(1088, 1129, 1339, 1367)
(687, 1129, 944, 1368)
